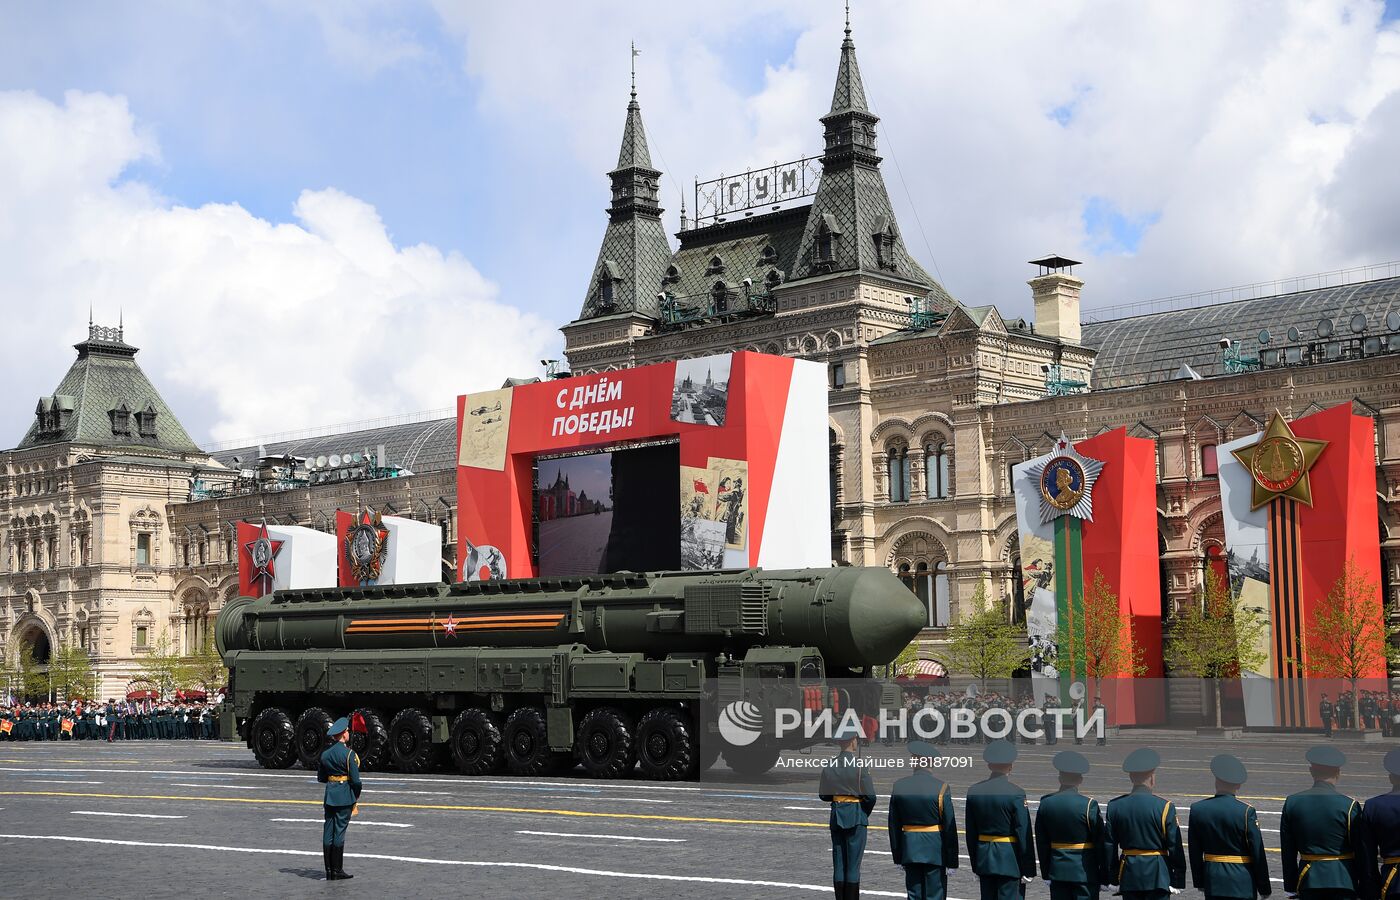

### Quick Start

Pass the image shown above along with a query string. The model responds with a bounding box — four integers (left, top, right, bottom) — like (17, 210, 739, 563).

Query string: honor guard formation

(817, 740, 1400, 900)
(0, 698, 220, 741)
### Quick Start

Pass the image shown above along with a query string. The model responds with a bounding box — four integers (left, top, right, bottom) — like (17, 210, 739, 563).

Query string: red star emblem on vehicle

(442, 614, 457, 637)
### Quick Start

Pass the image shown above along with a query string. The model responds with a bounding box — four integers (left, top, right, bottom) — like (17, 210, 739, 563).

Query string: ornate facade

(559, 21, 1400, 700)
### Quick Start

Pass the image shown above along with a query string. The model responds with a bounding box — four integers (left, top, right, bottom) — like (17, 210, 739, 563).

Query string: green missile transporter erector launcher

(216, 566, 924, 779)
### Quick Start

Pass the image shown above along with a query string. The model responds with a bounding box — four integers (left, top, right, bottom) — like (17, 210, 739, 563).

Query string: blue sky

(3, 1, 1400, 444)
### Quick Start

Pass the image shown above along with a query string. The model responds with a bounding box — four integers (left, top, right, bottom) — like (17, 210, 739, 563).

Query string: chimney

(1028, 254, 1083, 344)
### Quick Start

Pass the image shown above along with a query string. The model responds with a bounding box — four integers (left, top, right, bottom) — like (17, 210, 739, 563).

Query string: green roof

(15, 325, 202, 455)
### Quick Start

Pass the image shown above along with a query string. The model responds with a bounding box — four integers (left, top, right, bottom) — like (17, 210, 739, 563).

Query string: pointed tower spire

(830, 0, 869, 115)
(573, 50, 674, 322)
(790, 4, 950, 304)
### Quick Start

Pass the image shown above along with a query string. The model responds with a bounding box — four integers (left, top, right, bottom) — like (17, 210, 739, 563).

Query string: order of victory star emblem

(1027, 433, 1105, 524)
(1230, 410, 1328, 510)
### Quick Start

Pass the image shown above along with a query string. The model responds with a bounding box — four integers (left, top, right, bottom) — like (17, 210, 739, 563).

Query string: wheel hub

(460, 730, 480, 756)
(646, 732, 669, 758)
(397, 731, 416, 754)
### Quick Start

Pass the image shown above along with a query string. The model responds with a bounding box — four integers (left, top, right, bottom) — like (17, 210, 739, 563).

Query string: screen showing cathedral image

(535, 443, 680, 577)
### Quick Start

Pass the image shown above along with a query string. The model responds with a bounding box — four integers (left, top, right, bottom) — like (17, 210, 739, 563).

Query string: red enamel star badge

(442, 614, 457, 637)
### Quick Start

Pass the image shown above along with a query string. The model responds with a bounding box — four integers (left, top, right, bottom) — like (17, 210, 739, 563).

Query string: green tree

(48, 640, 95, 702)
(185, 631, 227, 696)
(1302, 557, 1400, 731)
(6, 643, 50, 701)
(944, 582, 1032, 683)
(1165, 566, 1269, 727)
(133, 630, 194, 699)
(1057, 569, 1148, 705)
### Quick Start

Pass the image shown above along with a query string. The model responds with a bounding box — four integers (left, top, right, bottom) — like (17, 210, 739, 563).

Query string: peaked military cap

(1384, 747, 1400, 776)
(1209, 754, 1248, 784)
(908, 740, 938, 759)
(1053, 750, 1090, 774)
(326, 717, 349, 738)
(1305, 745, 1346, 768)
(983, 739, 1018, 765)
(1121, 747, 1160, 773)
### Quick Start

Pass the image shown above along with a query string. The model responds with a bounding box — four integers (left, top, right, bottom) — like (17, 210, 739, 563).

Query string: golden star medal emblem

(1230, 411, 1327, 509)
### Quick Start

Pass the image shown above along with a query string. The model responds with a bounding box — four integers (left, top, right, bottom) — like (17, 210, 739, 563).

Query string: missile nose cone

(846, 568, 927, 666)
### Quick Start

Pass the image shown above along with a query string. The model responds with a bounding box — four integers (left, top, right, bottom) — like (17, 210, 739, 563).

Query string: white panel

(1217, 430, 1275, 726)
(266, 525, 337, 590)
(756, 359, 830, 569)
(380, 516, 443, 585)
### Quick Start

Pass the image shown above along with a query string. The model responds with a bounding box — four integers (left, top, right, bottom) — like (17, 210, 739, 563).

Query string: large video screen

(535, 443, 680, 576)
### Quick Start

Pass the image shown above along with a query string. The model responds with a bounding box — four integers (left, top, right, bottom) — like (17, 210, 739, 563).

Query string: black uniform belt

(1204, 854, 1252, 864)
(328, 775, 349, 783)
(979, 835, 1015, 843)
(902, 825, 941, 833)
(1299, 853, 1353, 862)
(1122, 849, 1165, 856)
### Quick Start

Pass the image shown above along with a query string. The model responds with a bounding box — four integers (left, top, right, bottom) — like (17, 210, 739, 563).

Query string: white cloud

(0, 88, 551, 446)
(438, 1, 1400, 316)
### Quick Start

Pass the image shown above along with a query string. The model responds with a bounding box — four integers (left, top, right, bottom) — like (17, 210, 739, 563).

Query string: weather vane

(631, 41, 639, 99)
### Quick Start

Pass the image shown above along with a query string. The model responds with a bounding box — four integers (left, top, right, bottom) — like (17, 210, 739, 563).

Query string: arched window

(1009, 554, 1026, 626)
(924, 440, 951, 500)
(1200, 443, 1219, 478)
(1204, 543, 1227, 591)
(886, 446, 910, 503)
(712, 281, 730, 315)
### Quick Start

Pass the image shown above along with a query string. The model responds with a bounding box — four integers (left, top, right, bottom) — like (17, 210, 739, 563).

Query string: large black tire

(503, 707, 570, 776)
(348, 707, 390, 771)
(250, 707, 297, 770)
(575, 707, 637, 779)
(635, 707, 697, 781)
(723, 740, 780, 778)
(450, 708, 504, 776)
(388, 707, 439, 773)
(294, 707, 335, 770)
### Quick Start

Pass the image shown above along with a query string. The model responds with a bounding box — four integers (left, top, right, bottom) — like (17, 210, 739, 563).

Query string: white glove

(1168, 889, 1182, 895)
(1021, 877, 1033, 885)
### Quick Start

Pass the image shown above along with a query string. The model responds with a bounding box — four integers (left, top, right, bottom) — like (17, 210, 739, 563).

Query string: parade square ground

(0, 732, 1395, 899)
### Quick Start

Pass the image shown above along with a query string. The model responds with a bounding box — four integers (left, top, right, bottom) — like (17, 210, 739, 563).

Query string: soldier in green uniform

(1035, 750, 1104, 900)
(965, 739, 1035, 900)
(1188, 754, 1270, 900)
(1320, 694, 1335, 738)
(888, 740, 959, 900)
(1360, 748, 1400, 899)
(318, 717, 362, 881)
(1280, 745, 1367, 900)
(819, 719, 875, 900)
(1104, 748, 1186, 900)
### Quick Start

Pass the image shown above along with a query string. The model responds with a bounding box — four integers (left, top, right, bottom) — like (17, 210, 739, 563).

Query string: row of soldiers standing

(0, 700, 219, 741)
(1320, 692, 1400, 736)
(818, 724, 1400, 900)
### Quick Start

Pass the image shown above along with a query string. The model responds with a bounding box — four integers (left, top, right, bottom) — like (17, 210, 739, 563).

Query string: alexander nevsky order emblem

(1231, 410, 1327, 509)
(1027, 433, 1105, 524)
(345, 509, 389, 584)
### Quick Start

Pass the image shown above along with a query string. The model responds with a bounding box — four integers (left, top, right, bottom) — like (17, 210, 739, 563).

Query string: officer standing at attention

(1320, 694, 1335, 738)
(318, 717, 362, 882)
(1035, 750, 1104, 900)
(1188, 754, 1270, 900)
(819, 719, 876, 900)
(888, 740, 959, 900)
(1361, 748, 1400, 900)
(965, 739, 1035, 900)
(1280, 746, 1366, 900)
(1105, 748, 1186, 900)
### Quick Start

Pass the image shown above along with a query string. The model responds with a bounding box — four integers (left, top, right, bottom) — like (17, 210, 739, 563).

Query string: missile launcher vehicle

(216, 566, 924, 779)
